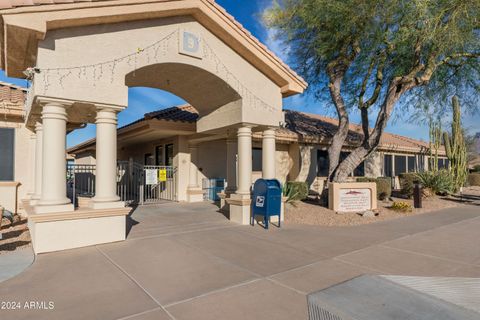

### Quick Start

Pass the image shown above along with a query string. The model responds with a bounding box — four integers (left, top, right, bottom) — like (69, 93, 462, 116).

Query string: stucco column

(92, 108, 123, 209)
(236, 126, 253, 195)
(27, 132, 37, 198)
(188, 145, 199, 189)
(226, 126, 253, 225)
(262, 129, 276, 179)
(35, 103, 73, 213)
(186, 144, 203, 202)
(30, 122, 43, 204)
(226, 138, 237, 193)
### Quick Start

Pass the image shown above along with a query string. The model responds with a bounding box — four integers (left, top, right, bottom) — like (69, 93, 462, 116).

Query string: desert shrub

(472, 165, 480, 173)
(415, 170, 455, 195)
(357, 177, 392, 200)
(468, 173, 480, 186)
(376, 177, 392, 200)
(283, 181, 309, 202)
(390, 201, 413, 213)
(399, 173, 417, 198)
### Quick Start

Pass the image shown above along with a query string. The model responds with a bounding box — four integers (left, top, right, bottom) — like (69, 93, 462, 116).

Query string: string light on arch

(26, 28, 280, 114)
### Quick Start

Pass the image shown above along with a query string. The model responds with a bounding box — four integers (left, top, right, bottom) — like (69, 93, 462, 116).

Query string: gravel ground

(0, 218, 32, 255)
(285, 188, 479, 227)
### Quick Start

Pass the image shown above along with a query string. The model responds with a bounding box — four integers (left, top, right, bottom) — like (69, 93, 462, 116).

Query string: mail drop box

(251, 179, 282, 229)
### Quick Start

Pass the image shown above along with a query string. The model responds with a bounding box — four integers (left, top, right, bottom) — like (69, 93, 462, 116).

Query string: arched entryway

(0, 0, 306, 253)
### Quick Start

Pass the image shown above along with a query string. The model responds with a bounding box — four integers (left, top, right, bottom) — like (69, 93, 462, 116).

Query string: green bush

(472, 165, 480, 173)
(468, 173, 480, 186)
(415, 170, 455, 195)
(283, 181, 309, 202)
(357, 177, 392, 200)
(399, 173, 417, 198)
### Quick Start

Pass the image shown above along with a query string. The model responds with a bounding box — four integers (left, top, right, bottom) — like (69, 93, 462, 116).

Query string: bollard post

(413, 181, 422, 208)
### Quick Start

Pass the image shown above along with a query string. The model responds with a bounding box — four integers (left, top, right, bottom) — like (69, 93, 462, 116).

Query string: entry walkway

(0, 203, 479, 320)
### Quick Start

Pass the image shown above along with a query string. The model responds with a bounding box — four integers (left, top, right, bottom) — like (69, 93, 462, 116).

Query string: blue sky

(1, 0, 478, 147)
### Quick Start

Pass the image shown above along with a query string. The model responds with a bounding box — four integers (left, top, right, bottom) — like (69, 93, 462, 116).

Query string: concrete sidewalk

(0, 247, 34, 283)
(0, 202, 479, 320)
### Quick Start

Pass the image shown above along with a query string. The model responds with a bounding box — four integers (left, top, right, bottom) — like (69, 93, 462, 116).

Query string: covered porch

(0, 0, 306, 253)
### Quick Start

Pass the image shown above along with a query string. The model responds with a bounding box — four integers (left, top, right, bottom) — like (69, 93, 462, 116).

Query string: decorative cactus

(429, 119, 442, 172)
(443, 96, 468, 192)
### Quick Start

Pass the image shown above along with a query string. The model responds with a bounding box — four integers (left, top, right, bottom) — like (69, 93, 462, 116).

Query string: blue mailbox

(251, 179, 282, 229)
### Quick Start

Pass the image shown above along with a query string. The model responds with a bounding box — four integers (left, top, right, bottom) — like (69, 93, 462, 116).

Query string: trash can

(251, 179, 282, 229)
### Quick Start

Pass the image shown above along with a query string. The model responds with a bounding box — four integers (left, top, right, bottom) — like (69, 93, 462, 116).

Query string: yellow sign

(159, 169, 167, 182)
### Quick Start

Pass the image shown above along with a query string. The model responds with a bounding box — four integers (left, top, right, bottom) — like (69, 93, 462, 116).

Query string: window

(0, 128, 15, 181)
(384, 155, 393, 177)
(394, 155, 407, 175)
(144, 153, 154, 165)
(417, 156, 426, 172)
(252, 148, 262, 172)
(317, 150, 329, 177)
(155, 145, 164, 166)
(165, 144, 174, 166)
(438, 158, 449, 170)
(408, 156, 416, 172)
(354, 161, 365, 177)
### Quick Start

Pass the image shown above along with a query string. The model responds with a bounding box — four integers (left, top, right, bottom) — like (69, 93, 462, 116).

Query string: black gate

(67, 161, 176, 206)
(143, 165, 177, 203)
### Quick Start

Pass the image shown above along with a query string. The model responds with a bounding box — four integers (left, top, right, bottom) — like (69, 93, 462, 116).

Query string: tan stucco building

(0, 0, 306, 253)
(69, 105, 448, 201)
(0, 0, 446, 254)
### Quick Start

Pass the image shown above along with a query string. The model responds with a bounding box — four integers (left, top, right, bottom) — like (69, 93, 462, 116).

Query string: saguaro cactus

(443, 96, 468, 192)
(429, 119, 442, 172)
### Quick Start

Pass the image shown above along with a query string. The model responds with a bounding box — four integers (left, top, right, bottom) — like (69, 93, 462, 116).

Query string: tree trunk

(326, 74, 350, 182)
(333, 81, 404, 181)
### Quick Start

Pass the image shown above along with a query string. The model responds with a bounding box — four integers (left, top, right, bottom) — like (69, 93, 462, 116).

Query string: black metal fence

(67, 161, 176, 207)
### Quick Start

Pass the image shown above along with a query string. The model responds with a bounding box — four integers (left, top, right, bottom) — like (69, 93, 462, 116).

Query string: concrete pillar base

(226, 193, 251, 225)
(34, 203, 74, 214)
(90, 201, 125, 210)
(187, 188, 204, 203)
(218, 192, 229, 213)
(26, 207, 130, 254)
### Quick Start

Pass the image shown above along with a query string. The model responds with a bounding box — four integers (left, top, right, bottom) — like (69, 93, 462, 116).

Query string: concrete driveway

(0, 202, 479, 320)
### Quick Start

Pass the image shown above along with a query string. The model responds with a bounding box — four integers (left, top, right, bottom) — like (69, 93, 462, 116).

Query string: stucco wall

(33, 16, 284, 130)
(0, 121, 35, 213)
(74, 152, 96, 165)
(276, 144, 292, 184)
(197, 140, 227, 183)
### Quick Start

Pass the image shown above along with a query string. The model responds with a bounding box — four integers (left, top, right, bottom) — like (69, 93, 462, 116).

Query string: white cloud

(265, 28, 291, 62)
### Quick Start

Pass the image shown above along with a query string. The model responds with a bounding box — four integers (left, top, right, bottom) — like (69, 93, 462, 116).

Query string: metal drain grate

(382, 276, 480, 314)
(307, 275, 480, 320)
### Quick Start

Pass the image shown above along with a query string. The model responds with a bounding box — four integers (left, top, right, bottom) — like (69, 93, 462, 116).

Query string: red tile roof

(145, 104, 199, 123)
(111, 105, 433, 154)
(0, 81, 26, 106)
(284, 110, 431, 151)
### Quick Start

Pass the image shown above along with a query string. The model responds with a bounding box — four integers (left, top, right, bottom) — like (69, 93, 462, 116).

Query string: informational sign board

(338, 189, 371, 212)
(145, 169, 158, 185)
(159, 169, 167, 182)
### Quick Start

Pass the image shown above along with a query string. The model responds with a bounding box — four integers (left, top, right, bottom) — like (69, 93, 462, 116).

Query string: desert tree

(265, 0, 479, 182)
